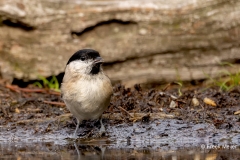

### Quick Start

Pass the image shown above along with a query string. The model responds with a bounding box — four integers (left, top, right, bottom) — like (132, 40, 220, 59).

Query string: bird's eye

(80, 57, 85, 61)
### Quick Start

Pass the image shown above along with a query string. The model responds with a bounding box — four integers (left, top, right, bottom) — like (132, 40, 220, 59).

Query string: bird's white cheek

(68, 61, 92, 74)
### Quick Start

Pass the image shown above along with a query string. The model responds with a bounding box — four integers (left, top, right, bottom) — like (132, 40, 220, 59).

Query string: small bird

(61, 49, 113, 137)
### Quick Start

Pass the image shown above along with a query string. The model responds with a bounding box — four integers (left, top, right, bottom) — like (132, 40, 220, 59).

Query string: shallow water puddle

(0, 120, 239, 159)
(0, 142, 239, 159)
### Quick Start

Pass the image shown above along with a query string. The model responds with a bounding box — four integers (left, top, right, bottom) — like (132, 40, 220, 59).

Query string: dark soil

(0, 79, 239, 159)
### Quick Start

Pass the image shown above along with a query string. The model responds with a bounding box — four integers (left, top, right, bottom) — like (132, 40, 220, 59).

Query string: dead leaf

(15, 108, 20, 113)
(204, 97, 217, 107)
(234, 110, 240, 115)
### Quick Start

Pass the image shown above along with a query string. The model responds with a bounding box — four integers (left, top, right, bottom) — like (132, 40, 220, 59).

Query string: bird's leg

(99, 116, 106, 134)
(73, 119, 80, 138)
(74, 142, 81, 160)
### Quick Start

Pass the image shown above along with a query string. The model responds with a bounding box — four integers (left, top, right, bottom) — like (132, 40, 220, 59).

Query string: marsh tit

(61, 49, 113, 137)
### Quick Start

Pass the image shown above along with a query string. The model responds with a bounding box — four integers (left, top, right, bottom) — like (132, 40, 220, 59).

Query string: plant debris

(0, 79, 239, 144)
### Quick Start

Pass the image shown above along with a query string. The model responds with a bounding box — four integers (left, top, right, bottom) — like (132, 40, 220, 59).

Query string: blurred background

(0, 0, 239, 88)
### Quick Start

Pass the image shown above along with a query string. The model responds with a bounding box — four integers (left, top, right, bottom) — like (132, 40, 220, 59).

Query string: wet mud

(0, 80, 239, 159)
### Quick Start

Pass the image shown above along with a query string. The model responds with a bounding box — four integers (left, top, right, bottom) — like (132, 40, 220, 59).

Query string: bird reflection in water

(74, 142, 106, 160)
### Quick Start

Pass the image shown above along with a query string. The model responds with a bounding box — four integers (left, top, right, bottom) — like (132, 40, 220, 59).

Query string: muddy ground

(0, 79, 239, 159)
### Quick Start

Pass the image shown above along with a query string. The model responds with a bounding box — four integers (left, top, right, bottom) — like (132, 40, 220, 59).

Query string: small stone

(169, 100, 177, 108)
(192, 97, 200, 107)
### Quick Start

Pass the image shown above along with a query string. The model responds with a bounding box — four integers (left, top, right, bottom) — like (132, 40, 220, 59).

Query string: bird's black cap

(66, 49, 101, 65)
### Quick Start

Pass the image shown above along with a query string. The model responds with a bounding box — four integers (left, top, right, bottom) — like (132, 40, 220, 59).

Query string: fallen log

(0, 0, 239, 87)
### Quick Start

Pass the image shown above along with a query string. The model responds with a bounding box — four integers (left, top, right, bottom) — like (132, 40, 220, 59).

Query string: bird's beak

(94, 57, 104, 64)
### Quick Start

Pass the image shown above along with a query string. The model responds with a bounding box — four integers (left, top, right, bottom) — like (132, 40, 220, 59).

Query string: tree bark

(0, 0, 239, 87)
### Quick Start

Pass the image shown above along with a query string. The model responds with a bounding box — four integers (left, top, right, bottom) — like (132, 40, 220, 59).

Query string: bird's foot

(67, 134, 79, 141)
(99, 125, 106, 134)
(93, 127, 106, 138)
(68, 132, 91, 140)
(96, 118, 106, 138)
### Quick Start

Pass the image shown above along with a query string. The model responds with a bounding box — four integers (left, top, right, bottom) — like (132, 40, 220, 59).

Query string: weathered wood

(0, 0, 239, 86)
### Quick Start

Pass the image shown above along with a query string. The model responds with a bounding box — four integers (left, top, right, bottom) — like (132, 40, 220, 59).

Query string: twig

(159, 91, 178, 100)
(48, 91, 61, 96)
(162, 83, 172, 91)
(5, 84, 61, 95)
(115, 106, 134, 118)
(175, 99, 187, 104)
(5, 84, 21, 93)
(43, 101, 65, 106)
